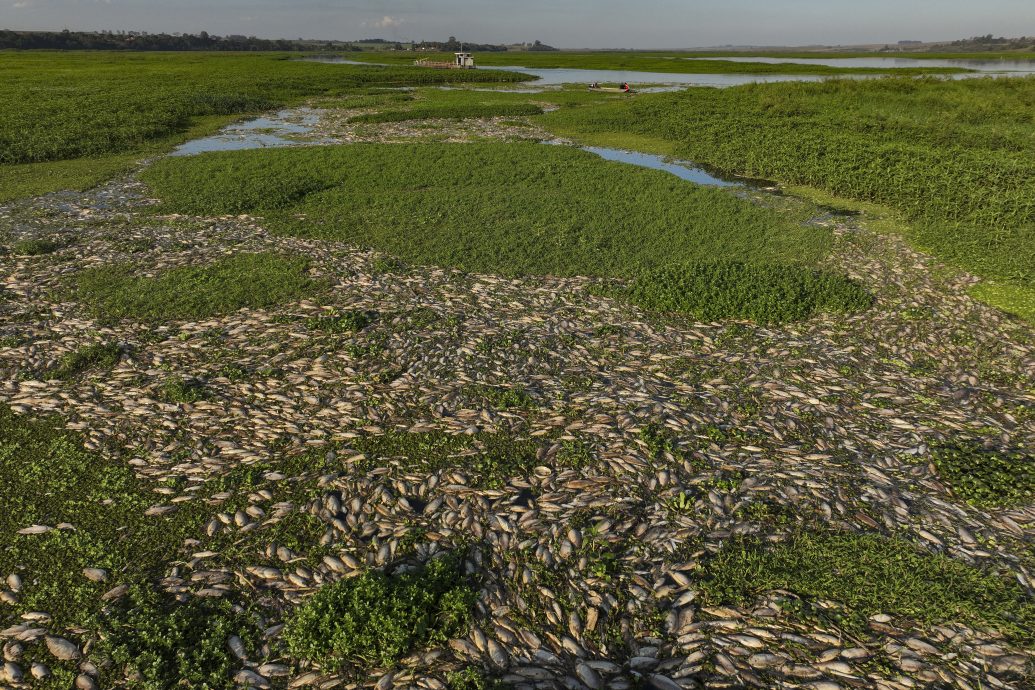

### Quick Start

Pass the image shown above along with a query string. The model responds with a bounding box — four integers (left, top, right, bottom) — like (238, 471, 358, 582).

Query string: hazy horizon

(2, 0, 1033, 49)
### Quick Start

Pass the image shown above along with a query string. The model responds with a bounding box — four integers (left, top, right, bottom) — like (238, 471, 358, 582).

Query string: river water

(683, 56, 1035, 73)
(308, 55, 1035, 90)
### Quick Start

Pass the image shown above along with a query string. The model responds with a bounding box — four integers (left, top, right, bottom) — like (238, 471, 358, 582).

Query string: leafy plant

(160, 376, 211, 403)
(284, 553, 477, 669)
(305, 309, 372, 334)
(931, 440, 1035, 508)
(100, 586, 260, 690)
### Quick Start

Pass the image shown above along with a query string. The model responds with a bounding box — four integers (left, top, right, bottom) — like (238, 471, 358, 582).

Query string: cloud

(12, 1, 31, 7)
(365, 15, 402, 29)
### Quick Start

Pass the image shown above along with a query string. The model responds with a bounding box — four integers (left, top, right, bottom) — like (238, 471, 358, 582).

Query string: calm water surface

(684, 56, 1035, 73)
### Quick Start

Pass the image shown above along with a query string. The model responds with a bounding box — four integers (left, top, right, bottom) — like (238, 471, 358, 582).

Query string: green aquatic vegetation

(446, 668, 504, 690)
(305, 309, 373, 334)
(351, 430, 541, 489)
(143, 143, 830, 281)
(70, 252, 325, 321)
(541, 76, 1035, 300)
(0, 52, 525, 167)
(284, 553, 477, 670)
(0, 406, 211, 628)
(615, 261, 873, 324)
(467, 384, 537, 410)
(342, 50, 970, 76)
(931, 441, 1035, 508)
(699, 531, 1035, 646)
(348, 102, 543, 123)
(44, 341, 123, 380)
(100, 586, 261, 690)
(159, 376, 211, 404)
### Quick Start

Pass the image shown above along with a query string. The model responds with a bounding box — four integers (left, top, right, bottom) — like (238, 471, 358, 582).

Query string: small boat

(588, 83, 633, 93)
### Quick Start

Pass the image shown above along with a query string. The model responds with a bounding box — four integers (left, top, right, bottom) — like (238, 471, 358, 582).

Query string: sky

(2, 0, 1033, 48)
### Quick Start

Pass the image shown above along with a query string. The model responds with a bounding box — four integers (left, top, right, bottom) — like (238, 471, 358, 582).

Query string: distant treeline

(0, 29, 344, 51)
(947, 35, 1035, 51)
(0, 29, 559, 53)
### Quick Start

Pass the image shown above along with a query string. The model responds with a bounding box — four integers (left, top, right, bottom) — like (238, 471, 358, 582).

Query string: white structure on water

(454, 51, 475, 68)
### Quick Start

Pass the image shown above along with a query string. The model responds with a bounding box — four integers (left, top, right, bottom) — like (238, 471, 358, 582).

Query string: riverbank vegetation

(340, 50, 972, 75)
(541, 76, 1035, 317)
(0, 52, 525, 201)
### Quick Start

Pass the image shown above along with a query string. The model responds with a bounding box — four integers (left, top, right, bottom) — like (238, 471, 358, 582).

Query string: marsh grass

(70, 252, 325, 321)
(284, 552, 476, 669)
(699, 531, 1035, 646)
(0, 52, 525, 167)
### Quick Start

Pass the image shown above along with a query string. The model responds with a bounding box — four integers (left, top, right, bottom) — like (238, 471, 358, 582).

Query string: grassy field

(341, 50, 972, 75)
(0, 51, 525, 200)
(541, 76, 1035, 317)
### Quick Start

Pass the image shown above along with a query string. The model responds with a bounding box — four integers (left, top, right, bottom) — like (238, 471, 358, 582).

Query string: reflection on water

(577, 146, 742, 187)
(172, 108, 328, 156)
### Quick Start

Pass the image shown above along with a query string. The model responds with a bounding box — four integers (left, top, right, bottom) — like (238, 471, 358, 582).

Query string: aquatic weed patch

(0, 406, 207, 628)
(931, 441, 1035, 508)
(100, 586, 261, 690)
(352, 430, 541, 489)
(284, 553, 477, 670)
(70, 252, 325, 321)
(616, 261, 873, 323)
(0, 52, 525, 167)
(542, 77, 1035, 300)
(699, 531, 1035, 646)
(12, 237, 65, 256)
(144, 143, 830, 282)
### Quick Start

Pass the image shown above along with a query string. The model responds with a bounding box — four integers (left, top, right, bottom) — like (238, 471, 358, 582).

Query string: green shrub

(71, 253, 325, 321)
(616, 261, 873, 323)
(932, 441, 1035, 507)
(100, 586, 260, 690)
(699, 531, 1035, 645)
(284, 553, 477, 670)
